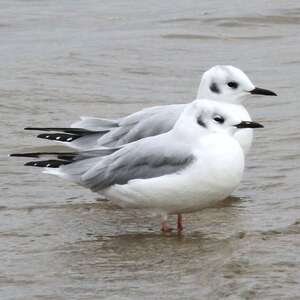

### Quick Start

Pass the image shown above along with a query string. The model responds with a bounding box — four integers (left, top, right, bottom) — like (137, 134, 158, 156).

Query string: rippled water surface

(1, 1, 300, 299)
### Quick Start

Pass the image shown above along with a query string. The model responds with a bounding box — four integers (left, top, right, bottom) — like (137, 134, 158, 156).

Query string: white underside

(102, 133, 245, 215)
(230, 104, 253, 155)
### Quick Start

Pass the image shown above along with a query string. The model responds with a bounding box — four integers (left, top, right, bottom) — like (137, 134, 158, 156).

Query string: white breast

(231, 104, 253, 155)
(103, 134, 245, 215)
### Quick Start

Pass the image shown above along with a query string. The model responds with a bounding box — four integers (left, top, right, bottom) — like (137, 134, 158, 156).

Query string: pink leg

(177, 214, 183, 232)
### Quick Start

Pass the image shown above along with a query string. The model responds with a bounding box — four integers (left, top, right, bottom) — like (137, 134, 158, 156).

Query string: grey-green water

(1, 1, 300, 299)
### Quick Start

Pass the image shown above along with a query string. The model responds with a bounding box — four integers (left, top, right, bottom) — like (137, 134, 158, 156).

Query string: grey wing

(88, 104, 185, 147)
(33, 104, 186, 151)
(80, 135, 194, 192)
(51, 104, 185, 150)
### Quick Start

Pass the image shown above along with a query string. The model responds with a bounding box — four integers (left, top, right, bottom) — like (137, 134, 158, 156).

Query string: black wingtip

(10, 152, 79, 162)
(25, 159, 70, 168)
(37, 133, 79, 142)
(10, 153, 40, 158)
(25, 127, 107, 134)
(25, 127, 70, 132)
(25, 127, 109, 143)
(24, 127, 37, 130)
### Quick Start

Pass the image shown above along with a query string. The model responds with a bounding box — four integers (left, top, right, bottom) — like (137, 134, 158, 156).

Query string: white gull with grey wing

(14, 100, 264, 231)
(26, 65, 276, 155)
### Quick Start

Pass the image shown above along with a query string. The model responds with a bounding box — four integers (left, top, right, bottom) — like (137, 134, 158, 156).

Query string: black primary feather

(25, 159, 71, 168)
(10, 152, 78, 161)
(37, 133, 82, 142)
(10, 148, 121, 168)
(25, 127, 109, 143)
(24, 127, 106, 134)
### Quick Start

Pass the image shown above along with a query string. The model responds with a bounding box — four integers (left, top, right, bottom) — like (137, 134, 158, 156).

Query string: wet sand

(1, 0, 300, 299)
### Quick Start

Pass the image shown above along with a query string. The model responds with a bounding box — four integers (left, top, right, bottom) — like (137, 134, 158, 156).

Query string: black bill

(235, 121, 264, 129)
(250, 87, 277, 96)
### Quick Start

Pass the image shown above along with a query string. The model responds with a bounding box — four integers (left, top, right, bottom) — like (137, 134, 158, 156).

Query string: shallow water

(1, 0, 300, 299)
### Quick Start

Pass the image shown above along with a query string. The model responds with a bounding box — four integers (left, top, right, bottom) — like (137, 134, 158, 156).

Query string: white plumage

(17, 99, 264, 231)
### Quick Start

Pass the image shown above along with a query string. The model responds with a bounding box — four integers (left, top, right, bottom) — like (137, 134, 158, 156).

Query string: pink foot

(160, 221, 173, 233)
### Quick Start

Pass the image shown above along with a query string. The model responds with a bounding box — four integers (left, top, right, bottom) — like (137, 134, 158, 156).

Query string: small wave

(161, 34, 220, 40)
(206, 15, 300, 26)
(161, 33, 282, 41)
(160, 18, 200, 24)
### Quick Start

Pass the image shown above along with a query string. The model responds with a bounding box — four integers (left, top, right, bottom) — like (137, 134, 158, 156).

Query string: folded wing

(25, 104, 185, 150)
(12, 135, 194, 193)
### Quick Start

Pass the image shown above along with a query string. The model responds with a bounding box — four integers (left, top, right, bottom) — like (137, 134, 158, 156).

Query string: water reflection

(2, 0, 300, 298)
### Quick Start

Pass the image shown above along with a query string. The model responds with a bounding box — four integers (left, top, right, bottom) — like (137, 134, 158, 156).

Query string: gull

(11, 100, 264, 232)
(25, 65, 276, 154)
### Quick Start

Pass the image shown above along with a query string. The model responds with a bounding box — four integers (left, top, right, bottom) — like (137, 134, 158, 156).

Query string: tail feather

(42, 156, 103, 183)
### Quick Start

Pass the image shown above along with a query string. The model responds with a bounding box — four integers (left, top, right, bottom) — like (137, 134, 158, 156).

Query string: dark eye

(227, 81, 238, 89)
(214, 115, 225, 124)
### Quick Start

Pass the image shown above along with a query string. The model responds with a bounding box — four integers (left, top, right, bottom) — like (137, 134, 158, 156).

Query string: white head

(197, 65, 276, 104)
(175, 99, 263, 140)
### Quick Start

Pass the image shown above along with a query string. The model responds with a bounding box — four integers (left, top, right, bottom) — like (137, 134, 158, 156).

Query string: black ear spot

(210, 82, 220, 94)
(197, 116, 206, 127)
(227, 81, 239, 89)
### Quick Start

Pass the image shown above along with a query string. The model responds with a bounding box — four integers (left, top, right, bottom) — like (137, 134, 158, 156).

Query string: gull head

(175, 99, 263, 140)
(197, 65, 277, 104)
